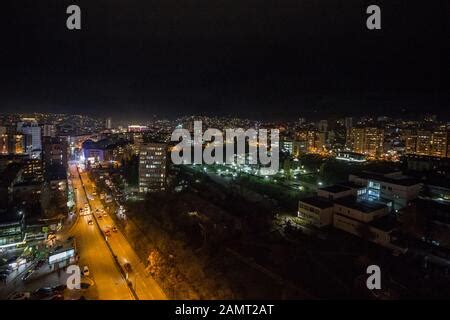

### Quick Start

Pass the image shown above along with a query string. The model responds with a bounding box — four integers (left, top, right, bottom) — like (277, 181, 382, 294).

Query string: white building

(349, 171, 422, 211)
(18, 121, 42, 158)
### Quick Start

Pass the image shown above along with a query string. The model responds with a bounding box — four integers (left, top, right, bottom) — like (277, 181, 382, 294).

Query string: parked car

(8, 292, 30, 300)
(33, 287, 53, 299)
(43, 294, 64, 300)
(112, 226, 118, 233)
(22, 269, 34, 281)
(52, 284, 67, 293)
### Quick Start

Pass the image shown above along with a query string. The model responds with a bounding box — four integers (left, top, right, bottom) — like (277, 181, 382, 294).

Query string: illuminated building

(42, 124, 56, 137)
(430, 129, 448, 158)
(0, 135, 8, 154)
(138, 143, 167, 193)
(346, 127, 384, 158)
(42, 136, 69, 169)
(22, 158, 44, 181)
(18, 120, 42, 157)
(416, 130, 432, 155)
(404, 127, 449, 158)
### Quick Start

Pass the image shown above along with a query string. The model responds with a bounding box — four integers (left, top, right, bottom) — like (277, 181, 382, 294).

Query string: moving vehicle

(112, 226, 118, 233)
(82, 266, 90, 276)
(88, 220, 94, 225)
(123, 263, 132, 273)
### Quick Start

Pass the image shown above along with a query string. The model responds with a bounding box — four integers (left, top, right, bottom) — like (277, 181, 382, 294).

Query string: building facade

(138, 143, 167, 193)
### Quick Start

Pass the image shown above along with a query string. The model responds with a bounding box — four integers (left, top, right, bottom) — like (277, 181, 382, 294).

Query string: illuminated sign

(48, 249, 75, 264)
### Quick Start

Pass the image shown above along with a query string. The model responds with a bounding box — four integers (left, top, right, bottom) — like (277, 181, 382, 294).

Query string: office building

(138, 143, 167, 193)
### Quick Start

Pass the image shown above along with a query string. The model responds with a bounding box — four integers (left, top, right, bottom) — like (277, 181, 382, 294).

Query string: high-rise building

(0, 134, 8, 154)
(346, 127, 384, 158)
(405, 127, 448, 158)
(416, 130, 432, 155)
(138, 143, 167, 193)
(346, 127, 365, 154)
(22, 158, 44, 182)
(42, 136, 69, 169)
(8, 134, 30, 155)
(318, 120, 328, 133)
(42, 124, 56, 137)
(403, 129, 417, 154)
(430, 129, 448, 158)
(364, 127, 384, 157)
(105, 118, 112, 129)
(17, 121, 41, 158)
(344, 117, 353, 130)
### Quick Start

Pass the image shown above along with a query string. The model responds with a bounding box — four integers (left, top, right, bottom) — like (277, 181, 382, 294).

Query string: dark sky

(1, 0, 449, 121)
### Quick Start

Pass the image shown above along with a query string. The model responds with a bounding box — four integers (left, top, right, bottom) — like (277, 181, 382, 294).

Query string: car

(88, 220, 93, 225)
(33, 287, 53, 298)
(51, 285, 67, 293)
(22, 269, 34, 281)
(79, 208, 83, 213)
(92, 191, 97, 196)
(112, 226, 118, 233)
(97, 215, 102, 220)
(104, 230, 111, 237)
(43, 294, 64, 300)
(80, 283, 90, 290)
(0, 269, 11, 276)
(82, 266, 90, 277)
(123, 263, 132, 273)
(36, 259, 45, 268)
(8, 292, 30, 300)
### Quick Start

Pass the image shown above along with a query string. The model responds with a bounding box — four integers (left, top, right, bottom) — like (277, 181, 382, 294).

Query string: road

(69, 163, 133, 300)
(77, 167, 167, 300)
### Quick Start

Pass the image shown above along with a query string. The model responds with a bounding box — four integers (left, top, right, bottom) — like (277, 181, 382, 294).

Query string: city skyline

(2, 1, 449, 120)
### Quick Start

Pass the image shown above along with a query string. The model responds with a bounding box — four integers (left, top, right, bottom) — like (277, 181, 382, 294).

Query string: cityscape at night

(1, 0, 449, 314)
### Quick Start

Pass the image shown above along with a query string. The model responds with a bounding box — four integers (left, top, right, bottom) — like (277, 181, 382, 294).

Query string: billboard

(48, 249, 75, 265)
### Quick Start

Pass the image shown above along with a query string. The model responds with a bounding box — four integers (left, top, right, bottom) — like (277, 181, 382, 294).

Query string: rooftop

(353, 172, 421, 187)
(335, 196, 387, 213)
(370, 215, 398, 232)
(299, 196, 334, 209)
(319, 185, 351, 194)
(338, 181, 365, 190)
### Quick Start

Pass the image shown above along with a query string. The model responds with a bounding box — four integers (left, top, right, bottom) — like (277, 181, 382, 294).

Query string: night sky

(1, 0, 449, 121)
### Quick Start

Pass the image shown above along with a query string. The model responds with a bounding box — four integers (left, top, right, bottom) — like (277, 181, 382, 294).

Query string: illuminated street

(73, 164, 166, 300)
(69, 163, 133, 300)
